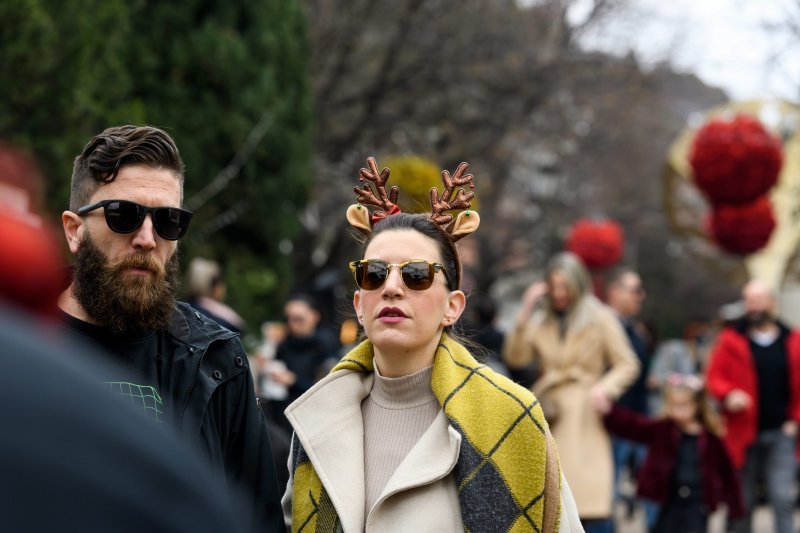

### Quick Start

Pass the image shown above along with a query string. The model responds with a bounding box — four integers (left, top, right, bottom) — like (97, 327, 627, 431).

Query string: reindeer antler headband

(345, 157, 480, 241)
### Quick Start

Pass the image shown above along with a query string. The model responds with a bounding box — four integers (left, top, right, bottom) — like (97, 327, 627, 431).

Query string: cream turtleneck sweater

(361, 364, 440, 515)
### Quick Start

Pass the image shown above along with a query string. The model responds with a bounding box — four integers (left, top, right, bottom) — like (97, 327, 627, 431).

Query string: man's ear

(62, 210, 84, 254)
(442, 290, 467, 327)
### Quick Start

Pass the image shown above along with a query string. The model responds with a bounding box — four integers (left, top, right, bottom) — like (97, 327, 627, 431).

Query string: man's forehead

(622, 272, 640, 284)
(91, 165, 182, 202)
(743, 281, 774, 300)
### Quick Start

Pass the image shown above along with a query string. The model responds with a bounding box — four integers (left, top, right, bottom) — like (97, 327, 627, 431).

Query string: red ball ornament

(0, 213, 67, 319)
(708, 196, 776, 255)
(565, 219, 625, 270)
(689, 114, 783, 205)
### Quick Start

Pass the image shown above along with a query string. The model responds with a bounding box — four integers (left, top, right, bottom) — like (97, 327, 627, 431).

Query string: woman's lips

(378, 307, 407, 323)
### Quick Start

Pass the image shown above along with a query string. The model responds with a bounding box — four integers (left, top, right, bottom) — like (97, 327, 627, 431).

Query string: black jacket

(0, 303, 250, 532)
(276, 330, 338, 401)
(66, 302, 284, 532)
(165, 302, 284, 532)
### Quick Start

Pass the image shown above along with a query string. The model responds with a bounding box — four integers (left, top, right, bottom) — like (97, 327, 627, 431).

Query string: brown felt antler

(429, 162, 480, 241)
(346, 157, 401, 235)
(354, 157, 400, 220)
(429, 161, 474, 218)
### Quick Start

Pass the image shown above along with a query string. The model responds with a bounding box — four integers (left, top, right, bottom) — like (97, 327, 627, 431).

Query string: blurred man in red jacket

(706, 279, 800, 533)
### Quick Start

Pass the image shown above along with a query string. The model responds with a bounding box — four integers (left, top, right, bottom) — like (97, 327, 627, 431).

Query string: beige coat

(282, 369, 584, 532)
(504, 297, 640, 519)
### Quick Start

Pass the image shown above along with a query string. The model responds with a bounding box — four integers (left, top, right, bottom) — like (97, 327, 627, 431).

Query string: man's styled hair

(69, 125, 185, 211)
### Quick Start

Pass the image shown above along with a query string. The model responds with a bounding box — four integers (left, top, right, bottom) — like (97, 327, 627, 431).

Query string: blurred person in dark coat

(268, 294, 338, 430)
(606, 268, 656, 525)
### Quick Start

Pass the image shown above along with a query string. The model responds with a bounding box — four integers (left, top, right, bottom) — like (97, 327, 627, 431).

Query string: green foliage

(1, 0, 313, 331)
(0, 0, 141, 203)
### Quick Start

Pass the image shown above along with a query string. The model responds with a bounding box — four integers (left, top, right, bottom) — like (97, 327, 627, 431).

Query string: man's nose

(131, 214, 157, 250)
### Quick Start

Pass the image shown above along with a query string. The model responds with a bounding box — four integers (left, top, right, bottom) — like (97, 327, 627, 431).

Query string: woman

(504, 252, 640, 533)
(281, 158, 582, 532)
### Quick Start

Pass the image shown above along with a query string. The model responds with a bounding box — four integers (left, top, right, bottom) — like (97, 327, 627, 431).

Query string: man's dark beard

(746, 311, 772, 329)
(72, 233, 179, 334)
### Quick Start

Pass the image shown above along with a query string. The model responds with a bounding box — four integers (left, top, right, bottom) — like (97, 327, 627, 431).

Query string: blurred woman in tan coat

(504, 252, 640, 533)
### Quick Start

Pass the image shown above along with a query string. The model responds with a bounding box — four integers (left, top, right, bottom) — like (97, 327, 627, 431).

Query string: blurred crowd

(4, 130, 800, 533)
(246, 248, 799, 533)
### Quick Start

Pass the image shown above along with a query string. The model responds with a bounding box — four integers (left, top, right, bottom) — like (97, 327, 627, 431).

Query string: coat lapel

(370, 409, 461, 514)
(285, 370, 372, 533)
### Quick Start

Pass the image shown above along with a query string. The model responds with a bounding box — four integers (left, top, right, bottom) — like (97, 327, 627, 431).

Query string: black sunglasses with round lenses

(349, 259, 452, 291)
(76, 199, 193, 241)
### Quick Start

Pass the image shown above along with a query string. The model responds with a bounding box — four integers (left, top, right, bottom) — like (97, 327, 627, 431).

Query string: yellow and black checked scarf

(290, 333, 561, 532)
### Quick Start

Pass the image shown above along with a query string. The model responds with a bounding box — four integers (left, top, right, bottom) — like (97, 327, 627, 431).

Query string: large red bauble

(565, 219, 624, 270)
(708, 196, 776, 255)
(0, 213, 67, 319)
(689, 115, 782, 205)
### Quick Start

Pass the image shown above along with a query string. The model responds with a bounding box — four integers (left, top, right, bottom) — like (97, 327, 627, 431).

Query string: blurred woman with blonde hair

(505, 251, 640, 532)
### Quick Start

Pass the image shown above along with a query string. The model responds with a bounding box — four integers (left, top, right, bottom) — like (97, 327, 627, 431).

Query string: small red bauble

(689, 114, 783, 205)
(566, 219, 625, 270)
(708, 196, 776, 255)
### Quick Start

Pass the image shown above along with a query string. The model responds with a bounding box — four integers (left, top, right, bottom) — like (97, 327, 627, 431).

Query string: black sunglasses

(76, 199, 193, 241)
(349, 259, 452, 291)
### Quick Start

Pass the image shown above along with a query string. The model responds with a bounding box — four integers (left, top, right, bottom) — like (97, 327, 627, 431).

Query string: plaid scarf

(290, 333, 561, 532)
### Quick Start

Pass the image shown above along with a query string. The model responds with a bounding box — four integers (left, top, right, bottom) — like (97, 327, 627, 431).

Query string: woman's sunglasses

(76, 199, 193, 241)
(349, 259, 452, 291)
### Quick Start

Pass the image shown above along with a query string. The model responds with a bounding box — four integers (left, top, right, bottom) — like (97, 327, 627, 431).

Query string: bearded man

(706, 279, 800, 533)
(58, 125, 283, 532)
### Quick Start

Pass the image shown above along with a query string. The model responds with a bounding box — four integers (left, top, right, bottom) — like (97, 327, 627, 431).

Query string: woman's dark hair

(362, 213, 461, 290)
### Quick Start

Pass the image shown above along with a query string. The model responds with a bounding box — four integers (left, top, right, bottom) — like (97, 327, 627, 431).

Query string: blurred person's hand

(516, 281, 548, 326)
(269, 367, 296, 387)
(782, 420, 798, 438)
(254, 354, 270, 374)
(589, 384, 612, 414)
(724, 389, 751, 413)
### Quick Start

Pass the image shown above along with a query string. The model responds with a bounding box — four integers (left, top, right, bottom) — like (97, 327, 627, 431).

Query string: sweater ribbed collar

(369, 364, 436, 409)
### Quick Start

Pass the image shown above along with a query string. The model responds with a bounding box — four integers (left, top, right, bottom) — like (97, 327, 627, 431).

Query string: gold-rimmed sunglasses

(348, 259, 452, 291)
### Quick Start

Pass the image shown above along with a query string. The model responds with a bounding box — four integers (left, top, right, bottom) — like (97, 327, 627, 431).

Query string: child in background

(601, 373, 743, 533)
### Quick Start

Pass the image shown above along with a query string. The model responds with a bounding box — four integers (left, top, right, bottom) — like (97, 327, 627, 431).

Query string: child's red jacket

(604, 404, 743, 517)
